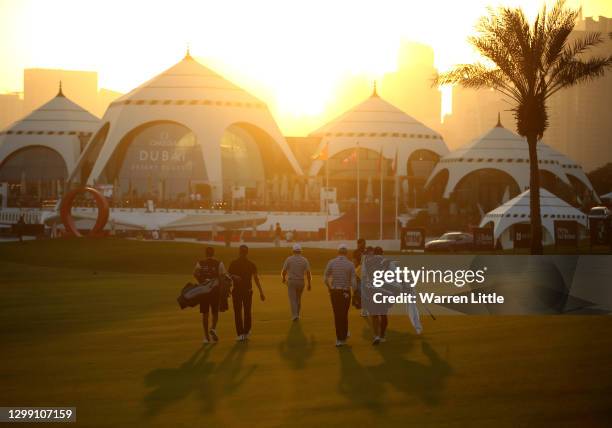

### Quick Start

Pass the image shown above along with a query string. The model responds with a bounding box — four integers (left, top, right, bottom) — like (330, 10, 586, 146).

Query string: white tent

(479, 188, 588, 249)
(539, 144, 598, 201)
(425, 120, 594, 200)
(0, 86, 100, 185)
(70, 51, 302, 200)
(308, 87, 449, 177)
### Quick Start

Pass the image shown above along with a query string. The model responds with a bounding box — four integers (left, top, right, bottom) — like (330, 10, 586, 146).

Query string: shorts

(199, 286, 220, 314)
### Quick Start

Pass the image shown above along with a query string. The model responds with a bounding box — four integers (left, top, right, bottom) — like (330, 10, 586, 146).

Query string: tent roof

(114, 51, 264, 106)
(424, 120, 598, 196)
(310, 89, 442, 140)
(480, 188, 588, 240)
(444, 123, 559, 161)
(485, 188, 585, 216)
(307, 89, 449, 176)
(0, 90, 99, 134)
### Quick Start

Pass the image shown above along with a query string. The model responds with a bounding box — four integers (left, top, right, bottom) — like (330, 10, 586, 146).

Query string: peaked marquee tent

(425, 120, 596, 200)
(0, 86, 100, 198)
(308, 87, 449, 177)
(479, 188, 588, 249)
(70, 51, 302, 201)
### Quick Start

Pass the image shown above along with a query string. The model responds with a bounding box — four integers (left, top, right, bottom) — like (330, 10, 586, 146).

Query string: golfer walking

(228, 245, 265, 341)
(193, 247, 225, 344)
(361, 246, 390, 345)
(324, 244, 357, 347)
(281, 244, 311, 321)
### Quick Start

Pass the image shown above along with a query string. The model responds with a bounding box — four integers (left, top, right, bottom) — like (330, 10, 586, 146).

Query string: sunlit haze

(0, 0, 610, 134)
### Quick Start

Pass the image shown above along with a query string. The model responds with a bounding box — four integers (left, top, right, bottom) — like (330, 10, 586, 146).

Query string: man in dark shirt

(228, 245, 265, 341)
(193, 247, 226, 344)
(274, 222, 282, 247)
(352, 238, 366, 266)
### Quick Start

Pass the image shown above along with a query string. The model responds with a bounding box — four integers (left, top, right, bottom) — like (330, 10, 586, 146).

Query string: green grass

(0, 239, 611, 427)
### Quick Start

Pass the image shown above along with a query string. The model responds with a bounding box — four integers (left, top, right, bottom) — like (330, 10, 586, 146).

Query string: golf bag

(177, 279, 216, 309)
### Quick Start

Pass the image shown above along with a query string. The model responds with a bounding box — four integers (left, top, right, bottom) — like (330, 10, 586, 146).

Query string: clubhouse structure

(0, 52, 601, 244)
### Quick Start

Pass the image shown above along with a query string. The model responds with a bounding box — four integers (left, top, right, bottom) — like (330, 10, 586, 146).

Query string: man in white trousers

(361, 252, 423, 337)
(281, 244, 312, 321)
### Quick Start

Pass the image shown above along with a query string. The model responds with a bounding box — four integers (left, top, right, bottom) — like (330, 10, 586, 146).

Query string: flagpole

(356, 142, 360, 241)
(394, 147, 399, 240)
(325, 154, 329, 242)
(379, 150, 383, 241)
(394, 175, 399, 240)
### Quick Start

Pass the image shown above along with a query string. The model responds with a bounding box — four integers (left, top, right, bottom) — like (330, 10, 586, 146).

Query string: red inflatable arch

(60, 187, 110, 237)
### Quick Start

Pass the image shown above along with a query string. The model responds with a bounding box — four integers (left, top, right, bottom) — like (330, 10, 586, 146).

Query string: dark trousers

(232, 288, 253, 336)
(330, 289, 351, 341)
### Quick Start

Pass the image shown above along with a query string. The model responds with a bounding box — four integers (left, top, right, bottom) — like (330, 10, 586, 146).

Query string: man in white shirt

(324, 244, 357, 347)
(281, 244, 311, 321)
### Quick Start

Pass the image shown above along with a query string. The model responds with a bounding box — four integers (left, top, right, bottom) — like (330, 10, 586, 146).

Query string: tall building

(546, 16, 612, 172)
(441, 87, 515, 150)
(96, 88, 122, 117)
(381, 41, 442, 132)
(24, 69, 99, 115)
(0, 93, 23, 129)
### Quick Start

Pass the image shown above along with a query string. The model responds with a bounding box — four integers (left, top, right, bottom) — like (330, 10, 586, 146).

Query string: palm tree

(435, 0, 612, 254)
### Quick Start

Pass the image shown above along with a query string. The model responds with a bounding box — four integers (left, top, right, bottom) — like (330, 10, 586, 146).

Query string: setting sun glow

(0, 0, 610, 135)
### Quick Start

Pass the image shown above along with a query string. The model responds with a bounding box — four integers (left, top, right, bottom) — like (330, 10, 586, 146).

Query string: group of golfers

(193, 239, 419, 347)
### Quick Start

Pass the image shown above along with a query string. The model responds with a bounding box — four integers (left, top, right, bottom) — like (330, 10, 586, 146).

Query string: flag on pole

(393, 147, 399, 240)
(379, 146, 384, 240)
(342, 149, 357, 164)
(312, 143, 329, 161)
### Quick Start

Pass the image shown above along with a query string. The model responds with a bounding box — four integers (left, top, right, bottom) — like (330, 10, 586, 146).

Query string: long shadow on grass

(334, 325, 452, 412)
(143, 343, 257, 417)
(278, 321, 316, 370)
(337, 347, 387, 413)
(144, 346, 215, 416)
(207, 342, 257, 403)
(368, 328, 452, 406)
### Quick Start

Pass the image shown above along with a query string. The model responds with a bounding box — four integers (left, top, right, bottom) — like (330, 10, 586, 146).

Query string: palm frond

(548, 55, 612, 97)
(564, 32, 605, 59)
(437, 0, 611, 136)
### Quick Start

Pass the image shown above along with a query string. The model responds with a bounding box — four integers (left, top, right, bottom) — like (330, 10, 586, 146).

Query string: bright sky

(0, 0, 610, 134)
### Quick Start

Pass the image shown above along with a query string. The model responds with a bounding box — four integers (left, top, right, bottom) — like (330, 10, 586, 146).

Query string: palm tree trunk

(527, 134, 543, 254)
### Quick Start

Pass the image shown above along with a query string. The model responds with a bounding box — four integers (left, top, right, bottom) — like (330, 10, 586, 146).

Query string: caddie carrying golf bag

(177, 279, 216, 309)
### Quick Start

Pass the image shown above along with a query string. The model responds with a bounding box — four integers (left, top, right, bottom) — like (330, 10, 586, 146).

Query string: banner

(589, 218, 610, 246)
(513, 223, 531, 249)
(554, 220, 578, 248)
(472, 227, 495, 251)
(401, 227, 425, 250)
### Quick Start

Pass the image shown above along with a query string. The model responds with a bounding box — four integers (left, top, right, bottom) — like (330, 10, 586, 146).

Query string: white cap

(338, 243, 348, 251)
(292, 243, 302, 252)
